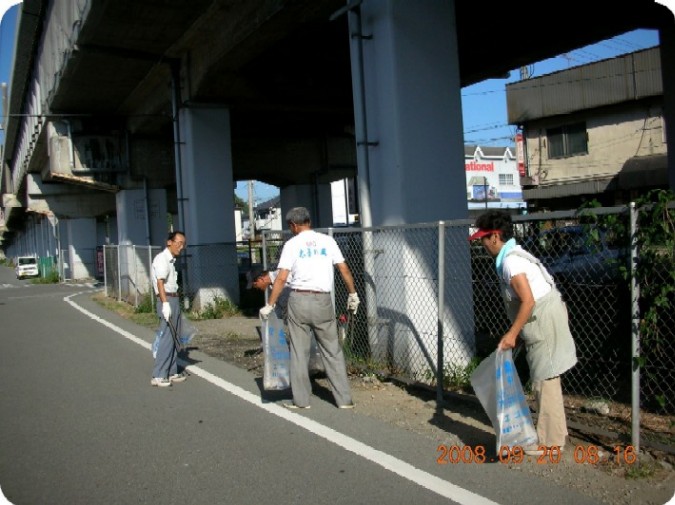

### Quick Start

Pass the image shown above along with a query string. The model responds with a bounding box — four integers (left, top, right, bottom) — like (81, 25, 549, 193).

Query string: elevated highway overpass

(0, 0, 673, 312)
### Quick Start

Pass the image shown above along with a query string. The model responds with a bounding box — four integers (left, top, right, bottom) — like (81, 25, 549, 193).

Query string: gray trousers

(286, 291, 352, 407)
(152, 297, 180, 379)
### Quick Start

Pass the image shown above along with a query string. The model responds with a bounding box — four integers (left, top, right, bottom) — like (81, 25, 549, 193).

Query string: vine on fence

(580, 189, 674, 411)
(632, 190, 675, 411)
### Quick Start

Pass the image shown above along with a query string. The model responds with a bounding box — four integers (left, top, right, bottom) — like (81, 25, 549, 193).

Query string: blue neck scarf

(495, 238, 517, 277)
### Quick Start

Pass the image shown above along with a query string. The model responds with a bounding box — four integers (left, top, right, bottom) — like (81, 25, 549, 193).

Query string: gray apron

(501, 249, 578, 382)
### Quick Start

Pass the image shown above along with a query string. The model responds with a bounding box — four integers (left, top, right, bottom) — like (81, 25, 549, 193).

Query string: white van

(16, 256, 39, 279)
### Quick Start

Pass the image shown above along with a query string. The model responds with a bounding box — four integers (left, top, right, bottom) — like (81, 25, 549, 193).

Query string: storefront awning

(618, 154, 668, 189)
(523, 177, 615, 199)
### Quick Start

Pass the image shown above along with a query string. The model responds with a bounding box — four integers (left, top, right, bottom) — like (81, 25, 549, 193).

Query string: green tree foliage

(580, 189, 675, 411)
(234, 193, 247, 214)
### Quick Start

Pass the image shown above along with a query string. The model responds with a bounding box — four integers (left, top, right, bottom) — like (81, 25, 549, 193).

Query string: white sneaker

(169, 372, 187, 383)
(150, 377, 172, 387)
(523, 444, 565, 456)
(523, 444, 545, 456)
(283, 402, 310, 410)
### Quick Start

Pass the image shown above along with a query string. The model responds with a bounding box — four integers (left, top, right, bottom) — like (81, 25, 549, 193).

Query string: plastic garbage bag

(470, 349, 538, 452)
(152, 314, 198, 358)
(152, 329, 162, 359)
(179, 316, 198, 347)
(262, 311, 291, 390)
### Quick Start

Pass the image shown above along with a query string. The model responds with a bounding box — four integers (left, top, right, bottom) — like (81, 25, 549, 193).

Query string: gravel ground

(186, 316, 675, 505)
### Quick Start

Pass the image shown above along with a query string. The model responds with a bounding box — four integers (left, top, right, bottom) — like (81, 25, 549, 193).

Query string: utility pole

(247, 180, 255, 240)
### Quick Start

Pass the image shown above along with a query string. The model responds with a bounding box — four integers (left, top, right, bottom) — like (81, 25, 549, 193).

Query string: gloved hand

(347, 292, 360, 315)
(259, 303, 275, 320)
(162, 302, 171, 322)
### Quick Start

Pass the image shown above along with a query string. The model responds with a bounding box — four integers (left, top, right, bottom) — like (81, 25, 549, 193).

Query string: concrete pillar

(115, 189, 168, 300)
(115, 188, 168, 246)
(350, 0, 467, 226)
(347, 0, 474, 378)
(279, 183, 333, 228)
(178, 107, 239, 309)
(65, 218, 97, 280)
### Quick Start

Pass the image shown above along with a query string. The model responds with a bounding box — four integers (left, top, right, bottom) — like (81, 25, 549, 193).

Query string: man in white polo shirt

(150, 230, 188, 388)
(259, 207, 360, 409)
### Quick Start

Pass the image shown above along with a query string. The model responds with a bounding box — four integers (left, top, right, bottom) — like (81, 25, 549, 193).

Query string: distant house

(506, 46, 667, 211)
(464, 145, 525, 216)
(234, 208, 245, 241)
(326, 146, 526, 226)
(331, 178, 359, 226)
(234, 195, 282, 241)
(254, 196, 282, 233)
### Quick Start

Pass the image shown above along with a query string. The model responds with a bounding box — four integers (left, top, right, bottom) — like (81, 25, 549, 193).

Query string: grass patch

(134, 292, 155, 314)
(423, 357, 481, 392)
(92, 292, 158, 329)
(624, 461, 658, 479)
(193, 295, 241, 320)
(30, 271, 60, 284)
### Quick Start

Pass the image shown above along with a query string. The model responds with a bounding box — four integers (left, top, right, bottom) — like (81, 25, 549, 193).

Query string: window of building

(499, 174, 514, 185)
(547, 123, 588, 159)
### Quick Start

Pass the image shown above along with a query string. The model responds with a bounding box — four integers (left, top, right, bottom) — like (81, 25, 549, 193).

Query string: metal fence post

(436, 221, 445, 406)
(133, 245, 138, 308)
(103, 246, 108, 298)
(629, 201, 641, 453)
(149, 246, 155, 309)
(361, 227, 379, 370)
(328, 227, 336, 311)
(117, 245, 122, 303)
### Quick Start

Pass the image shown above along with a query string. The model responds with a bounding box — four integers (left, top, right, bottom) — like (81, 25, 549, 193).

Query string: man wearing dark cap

(249, 267, 325, 374)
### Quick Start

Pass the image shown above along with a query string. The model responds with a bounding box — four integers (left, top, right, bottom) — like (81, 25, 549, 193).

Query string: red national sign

(465, 161, 494, 172)
(515, 133, 526, 176)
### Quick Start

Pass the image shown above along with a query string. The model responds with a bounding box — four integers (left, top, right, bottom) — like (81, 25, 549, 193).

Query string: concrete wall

(65, 218, 97, 280)
(524, 102, 666, 185)
(115, 188, 168, 246)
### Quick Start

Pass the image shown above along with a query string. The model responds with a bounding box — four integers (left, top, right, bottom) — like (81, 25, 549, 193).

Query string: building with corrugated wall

(507, 46, 667, 211)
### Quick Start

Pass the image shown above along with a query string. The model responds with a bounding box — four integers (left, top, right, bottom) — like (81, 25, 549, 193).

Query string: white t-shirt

(152, 248, 178, 294)
(277, 229, 345, 292)
(501, 253, 552, 301)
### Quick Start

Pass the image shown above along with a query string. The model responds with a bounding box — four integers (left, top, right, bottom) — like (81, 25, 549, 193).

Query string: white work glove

(259, 303, 275, 320)
(347, 292, 360, 315)
(162, 302, 172, 322)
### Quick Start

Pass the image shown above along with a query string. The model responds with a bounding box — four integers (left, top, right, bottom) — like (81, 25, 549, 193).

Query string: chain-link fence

(104, 241, 262, 312)
(59, 247, 99, 282)
(104, 245, 161, 306)
(259, 205, 673, 451)
(102, 204, 673, 451)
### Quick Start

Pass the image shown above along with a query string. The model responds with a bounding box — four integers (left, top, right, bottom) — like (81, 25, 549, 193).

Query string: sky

(460, 28, 661, 148)
(0, 1, 671, 204)
(0, 1, 19, 145)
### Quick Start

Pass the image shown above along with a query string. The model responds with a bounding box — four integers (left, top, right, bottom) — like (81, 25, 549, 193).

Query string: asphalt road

(0, 267, 606, 505)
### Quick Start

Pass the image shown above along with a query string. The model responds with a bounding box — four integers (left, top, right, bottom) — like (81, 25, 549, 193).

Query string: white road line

(64, 292, 501, 505)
